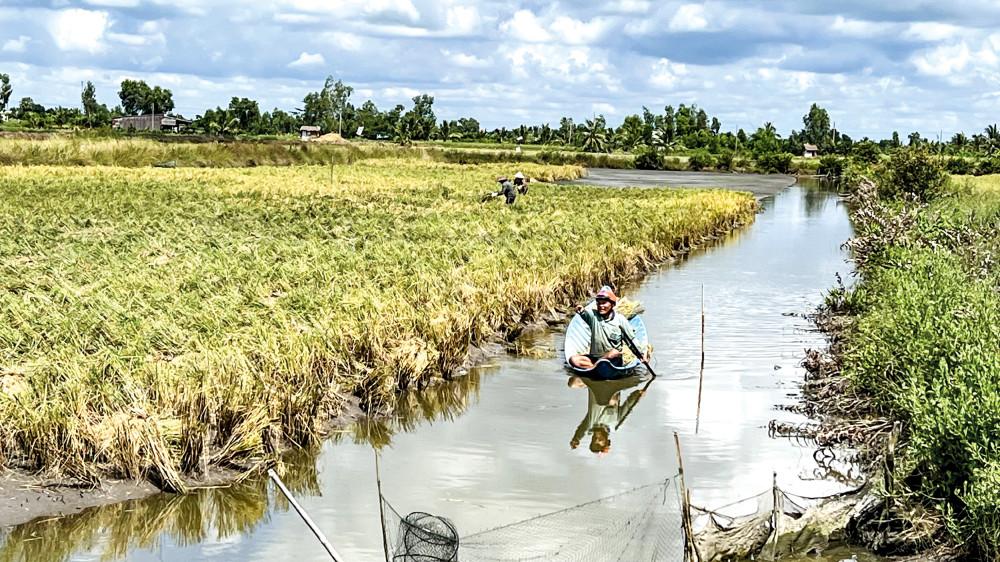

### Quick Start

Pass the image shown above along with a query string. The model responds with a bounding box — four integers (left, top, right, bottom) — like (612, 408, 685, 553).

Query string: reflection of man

(568, 375, 647, 455)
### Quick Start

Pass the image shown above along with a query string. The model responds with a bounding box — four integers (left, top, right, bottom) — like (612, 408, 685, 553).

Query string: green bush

(633, 147, 663, 170)
(716, 149, 735, 171)
(976, 158, 1000, 176)
(850, 140, 881, 165)
(688, 150, 716, 171)
(874, 148, 948, 201)
(818, 155, 845, 177)
(946, 157, 976, 175)
(754, 152, 794, 174)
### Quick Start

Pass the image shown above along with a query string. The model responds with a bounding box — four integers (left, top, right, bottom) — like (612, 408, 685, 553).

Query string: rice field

(0, 159, 757, 489)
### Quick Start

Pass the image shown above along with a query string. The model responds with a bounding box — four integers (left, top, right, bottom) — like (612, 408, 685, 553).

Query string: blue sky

(2, 0, 999, 138)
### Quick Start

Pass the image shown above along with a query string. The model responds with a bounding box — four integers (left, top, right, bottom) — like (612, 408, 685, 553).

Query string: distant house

(802, 143, 819, 158)
(300, 125, 322, 141)
(112, 114, 192, 132)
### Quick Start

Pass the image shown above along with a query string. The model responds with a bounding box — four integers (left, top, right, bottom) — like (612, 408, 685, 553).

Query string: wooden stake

(375, 449, 391, 562)
(695, 284, 706, 433)
(268, 468, 344, 561)
(770, 471, 780, 560)
(674, 432, 701, 562)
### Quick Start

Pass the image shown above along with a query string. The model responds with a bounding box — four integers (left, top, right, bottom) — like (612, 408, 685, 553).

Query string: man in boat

(568, 286, 636, 370)
(480, 176, 517, 204)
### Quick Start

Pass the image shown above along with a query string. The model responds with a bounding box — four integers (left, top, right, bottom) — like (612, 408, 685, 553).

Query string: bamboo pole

(268, 468, 344, 561)
(375, 449, 391, 562)
(695, 284, 706, 433)
(770, 471, 780, 560)
(674, 432, 701, 562)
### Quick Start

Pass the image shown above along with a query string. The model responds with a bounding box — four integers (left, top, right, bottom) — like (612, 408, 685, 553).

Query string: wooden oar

(622, 329, 657, 378)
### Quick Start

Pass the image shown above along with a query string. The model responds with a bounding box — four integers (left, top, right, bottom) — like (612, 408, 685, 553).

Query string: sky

(2, 0, 1000, 139)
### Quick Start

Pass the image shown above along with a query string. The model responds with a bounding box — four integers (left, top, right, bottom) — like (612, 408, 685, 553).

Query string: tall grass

(837, 172, 1000, 557)
(0, 160, 757, 489)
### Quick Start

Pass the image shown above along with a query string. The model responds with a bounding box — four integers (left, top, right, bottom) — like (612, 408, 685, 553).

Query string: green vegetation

(835, 152, 1000, 557)
(0, 160, 757, 490)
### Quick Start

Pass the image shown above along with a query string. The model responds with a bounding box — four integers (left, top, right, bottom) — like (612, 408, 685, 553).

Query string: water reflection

(337, 369, 485, 448)
(567, 374, 652, 455)
(0, 451, 321, 562)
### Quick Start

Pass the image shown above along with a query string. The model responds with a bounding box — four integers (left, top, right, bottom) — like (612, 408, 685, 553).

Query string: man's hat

(595, 286, 618, 303)
(497, 176, 508, 182)
(514, 171, 524, 179)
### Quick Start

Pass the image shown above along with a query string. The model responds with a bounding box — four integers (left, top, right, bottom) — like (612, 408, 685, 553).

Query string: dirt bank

(569, 168, 795, 199)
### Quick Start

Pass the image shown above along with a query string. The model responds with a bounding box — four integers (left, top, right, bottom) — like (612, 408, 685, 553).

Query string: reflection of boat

(563, 304, 649, 380)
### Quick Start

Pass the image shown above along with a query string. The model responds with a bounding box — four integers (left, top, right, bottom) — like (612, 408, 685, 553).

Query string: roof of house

(803, 143, 819, 151)
(300, 125, 322, 132)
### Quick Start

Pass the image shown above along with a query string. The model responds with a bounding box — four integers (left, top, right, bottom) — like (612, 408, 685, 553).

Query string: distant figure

(513, 171, 529, 194)
(568, 286, 635, 370)
(481, 176, 517, 205)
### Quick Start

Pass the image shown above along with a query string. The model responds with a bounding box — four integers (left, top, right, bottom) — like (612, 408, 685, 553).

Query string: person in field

(568, 286, 636, 370)
(513, 171, 529, 194)
(480, 176, 517, 205)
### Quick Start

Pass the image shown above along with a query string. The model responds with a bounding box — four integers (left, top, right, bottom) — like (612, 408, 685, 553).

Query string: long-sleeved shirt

(577, 307, 635, 358)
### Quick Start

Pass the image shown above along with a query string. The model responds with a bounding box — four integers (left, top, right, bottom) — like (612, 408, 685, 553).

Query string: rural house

(802, 143, 819, 158)
(300, 125, 322, 141)
(112, 114, 192, 132)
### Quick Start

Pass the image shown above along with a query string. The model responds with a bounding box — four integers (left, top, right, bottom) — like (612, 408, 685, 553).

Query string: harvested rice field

(0, 159, 756, 489)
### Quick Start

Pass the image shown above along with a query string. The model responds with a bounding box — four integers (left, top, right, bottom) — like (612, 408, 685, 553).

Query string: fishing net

(381, 476, 685, 562)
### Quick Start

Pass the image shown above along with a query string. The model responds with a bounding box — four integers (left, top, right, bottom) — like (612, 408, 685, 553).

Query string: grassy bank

(0, 159, 757, 491)
(833, 164, 1000, 557)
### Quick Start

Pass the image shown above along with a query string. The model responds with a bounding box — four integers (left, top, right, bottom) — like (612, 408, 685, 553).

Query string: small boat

(564, 303, 649, 380)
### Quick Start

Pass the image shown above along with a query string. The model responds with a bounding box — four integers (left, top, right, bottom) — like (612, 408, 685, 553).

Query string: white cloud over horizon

(3, 1, 1000, 138)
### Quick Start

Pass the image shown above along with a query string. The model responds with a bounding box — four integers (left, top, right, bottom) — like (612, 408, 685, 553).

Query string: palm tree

(579, 119, 607, 153)
(985, 124, 1000, 155)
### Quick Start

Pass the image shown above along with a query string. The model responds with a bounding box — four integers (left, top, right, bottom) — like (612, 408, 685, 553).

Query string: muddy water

(0, 180, 883, 561)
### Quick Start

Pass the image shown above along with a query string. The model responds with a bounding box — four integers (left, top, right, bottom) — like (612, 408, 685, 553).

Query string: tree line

(2, 72, 1000, 161)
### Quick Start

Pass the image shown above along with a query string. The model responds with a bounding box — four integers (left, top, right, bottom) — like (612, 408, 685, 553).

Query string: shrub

(874, 148, 948, 201)
(850, 140, 881, 165)
(975, 158, 1000, 176)
(818, 155, 845, 177)
(754, 152, 794, 174)
(716, 149, 735, 172)
(633, 146, 663, 170)
(946, 157, 976, 175)
(688, 150, 716, 171)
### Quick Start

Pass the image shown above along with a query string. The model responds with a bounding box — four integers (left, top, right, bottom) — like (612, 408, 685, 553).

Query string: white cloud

(446, 5, 479, 34)
(323, 31, 363, 51)
(48, 9, 110, 54)
(912, 43, 972, 76)
(2, 35, 29, 53)
(649, 57, 687, 88)
(288, 51, 326, 67)
(83, 0, 140, 6)
(830, 16, 891, 38)
(441, 49, 489, 68)
(592, 102, 616, 115)
(500, 10, 551, 42)
(366, 0, 420, 22)
(550, 16, 610, 45)
(904, 22, 963, 42)
(275, 12, 322, 24)
(668, 4, 707, 32)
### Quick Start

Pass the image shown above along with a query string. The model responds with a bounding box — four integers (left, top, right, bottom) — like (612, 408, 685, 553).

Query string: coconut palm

(579, 119, 607, 153)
